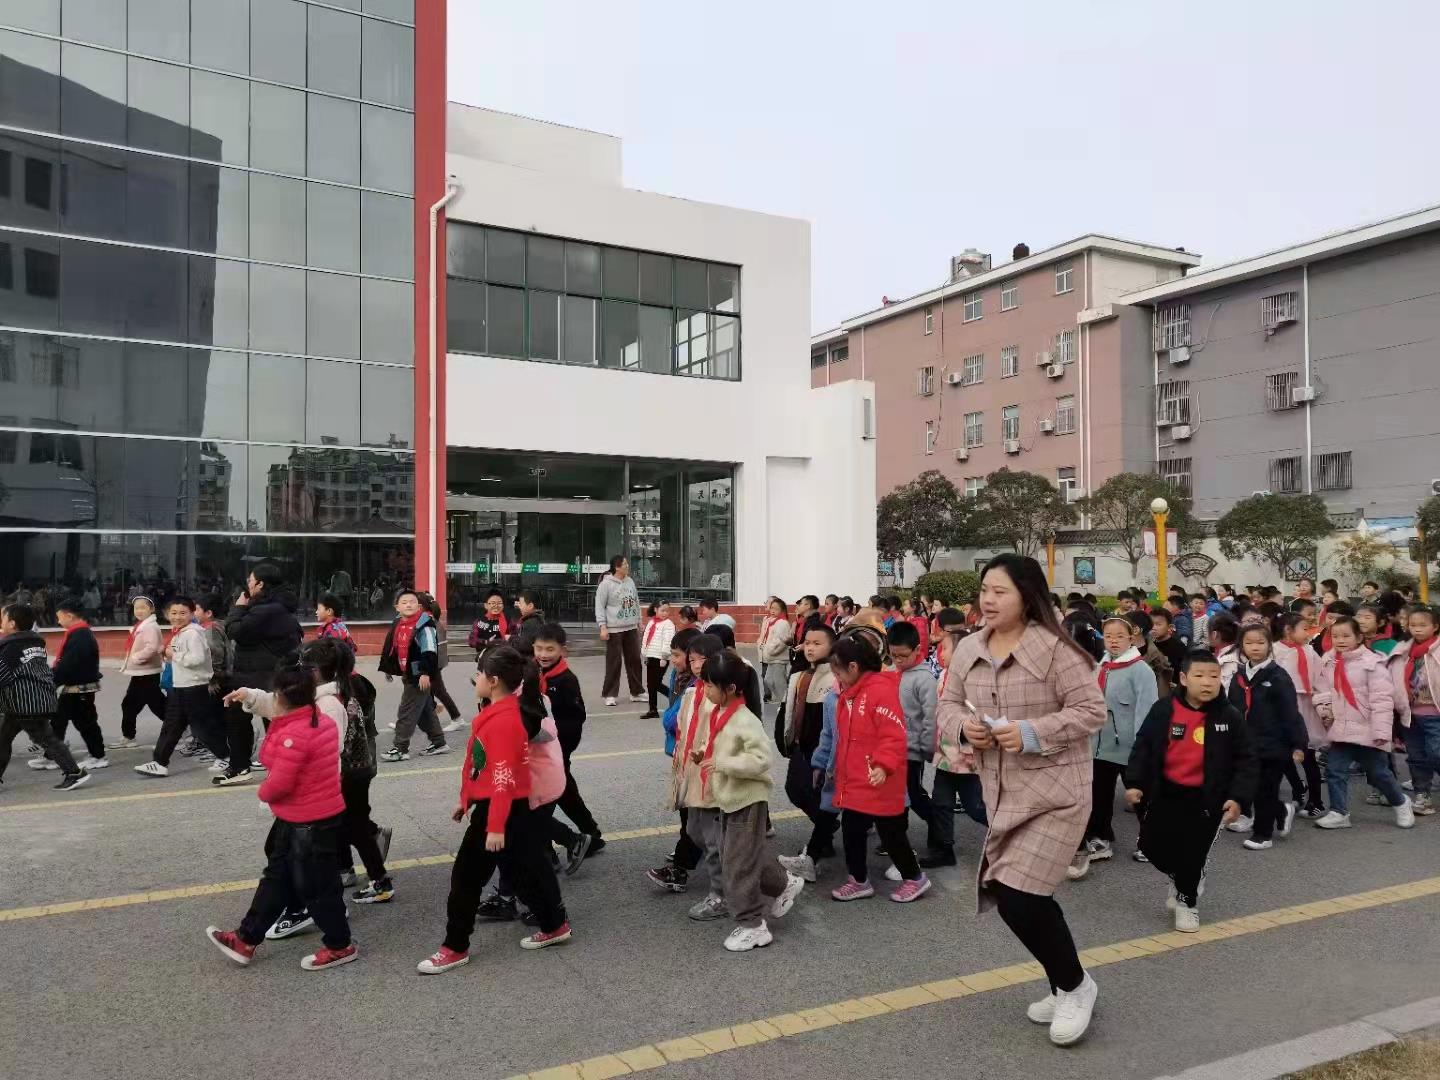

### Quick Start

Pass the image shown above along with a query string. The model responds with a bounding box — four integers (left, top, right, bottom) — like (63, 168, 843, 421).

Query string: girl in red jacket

(418, 645, 570, 974)
(205, 665, 356, 971)
(827, 635, 930, 903)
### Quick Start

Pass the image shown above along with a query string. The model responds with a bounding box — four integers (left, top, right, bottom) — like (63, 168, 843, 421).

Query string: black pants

(340, 772, 388, 882)
(444, 799, 566, 952)
(993, 883, 1084, 993)
(645, 657, 666, 714)
(784, 747, 838, 855)
(905, 759, 941, 851)
(120, 674, 166, 739)
(155, 685, 228, 766)
(841, 808, 920, 883)
(1138, 781, 1221, 907)
(224, 670, 274, 770)
(673, 806, 703, 871)
(0, 712, 81, 778)
(1285, 749, 1324, 810)
(1085, 759, 1127, 843)
(1251, 757, 1290, 840)
(552, 724, 600, 842)
(237, 815, 351, 950)
(601, 628, 643, 699)
(54, 693, 104, 759)
(430, 670, 463, 721)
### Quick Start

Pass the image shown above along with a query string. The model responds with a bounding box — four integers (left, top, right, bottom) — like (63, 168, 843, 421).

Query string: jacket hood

(0, 629, 44, 649)
(254, 588, 299, 613)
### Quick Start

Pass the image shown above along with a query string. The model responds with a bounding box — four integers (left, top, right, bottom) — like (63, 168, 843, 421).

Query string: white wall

(441, 111, 875, 604)
(1090, 253, 1184, 306)
(447, 104, 621, 186)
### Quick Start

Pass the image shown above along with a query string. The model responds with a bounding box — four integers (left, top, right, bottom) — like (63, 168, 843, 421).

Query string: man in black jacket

(51, 599, 107, 771)
(0, 603, 90, 790)
(214, 563, 302, 786)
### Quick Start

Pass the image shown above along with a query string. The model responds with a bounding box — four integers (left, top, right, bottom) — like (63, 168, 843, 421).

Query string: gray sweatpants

(391, 680, 443, 753)
(684, 806, 724, 898)
(721, 801, 787, 927)
(761, 662, 789, 706)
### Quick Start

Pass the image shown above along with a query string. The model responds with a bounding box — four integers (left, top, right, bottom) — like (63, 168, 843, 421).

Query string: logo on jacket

(1193, 727, 1206, 745)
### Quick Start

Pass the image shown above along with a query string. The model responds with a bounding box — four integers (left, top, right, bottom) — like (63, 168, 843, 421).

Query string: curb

(1155, 995, 1440, 1079)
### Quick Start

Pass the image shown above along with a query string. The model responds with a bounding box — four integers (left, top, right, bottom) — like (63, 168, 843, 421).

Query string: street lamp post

(1151, 497, 1170, 602)
(1420, 523, 1430, 604)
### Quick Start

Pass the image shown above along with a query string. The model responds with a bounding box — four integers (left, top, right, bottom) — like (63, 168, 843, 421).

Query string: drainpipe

(428, 178, 461, 596)
(1302, 263, 1312, 494)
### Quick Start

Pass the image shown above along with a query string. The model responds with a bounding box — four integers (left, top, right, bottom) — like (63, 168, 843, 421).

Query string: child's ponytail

(518, 655, 545, 738)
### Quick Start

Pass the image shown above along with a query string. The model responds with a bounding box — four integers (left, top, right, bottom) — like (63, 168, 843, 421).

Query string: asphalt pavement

(3, 655, 1439, 1080)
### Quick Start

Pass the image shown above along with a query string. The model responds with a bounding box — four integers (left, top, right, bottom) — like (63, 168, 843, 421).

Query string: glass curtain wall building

(0, 0, 416, 626)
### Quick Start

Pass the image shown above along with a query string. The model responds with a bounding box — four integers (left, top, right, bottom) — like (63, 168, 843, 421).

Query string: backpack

(341, 674, 379, 777)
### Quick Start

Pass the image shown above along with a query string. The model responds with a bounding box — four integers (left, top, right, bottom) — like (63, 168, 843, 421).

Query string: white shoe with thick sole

(778, 852, 817, 883)
(1049, 973, 1098, 1046)
(1279, 801, 1297, 837)
(1315, 811, 1352, 829)
(1395, 797, 1416, 829)
(603, 697, 618, 707)
(1028, 994, 1056, 1024)
(133, 761, 169, 777)
(770, 872, 804, 919)
(1065, 851, 1090, 881)
(1175, 905, 1201, 933)
(1224, 815, 1254, 834)
(27, 758, 59, 771)
(77, 756, 110, 770)
(1242, 838, 1273, 850)
(883, 864, 903, 883)
(723, 921, 773, 953)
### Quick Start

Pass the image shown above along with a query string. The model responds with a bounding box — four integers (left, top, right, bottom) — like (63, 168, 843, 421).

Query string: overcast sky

(449, 1, 1440, 334)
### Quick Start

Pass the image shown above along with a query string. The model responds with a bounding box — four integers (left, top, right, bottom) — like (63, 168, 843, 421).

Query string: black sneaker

(918, 851, 956, 869)
(646, 865, 689, 893)
(55, 770, 91, 792)
(584, 835, 606, 857)
(564, 832, 592, 876)
(640, 711, 659, 720)
(417, 742, 451, 757)
(475, 894, 517, 922)
(353, 879, 394, 904)
(266, 910, 315, 940)
(212, 768, 253, 787)
(519, 907, 540, 927)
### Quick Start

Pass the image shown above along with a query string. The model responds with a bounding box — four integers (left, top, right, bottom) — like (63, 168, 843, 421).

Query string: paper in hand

(982, 714, 1011, 731)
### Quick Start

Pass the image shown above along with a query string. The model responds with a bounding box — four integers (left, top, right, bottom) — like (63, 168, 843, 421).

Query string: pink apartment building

(813, 238, 1200, 501)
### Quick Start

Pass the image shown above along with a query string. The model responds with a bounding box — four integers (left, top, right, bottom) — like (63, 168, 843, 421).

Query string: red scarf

(539, 657, 570, 696)
(644, 620, 660, 648)
(1406, 639, 1436, 696)
(678, 680, 709, 766)
(1280, 640, 1311, 693)
(55, 620, 90, 663)
(486, 613, 510, 639)
(125, 618, 145, 658)
(1234, 667, 1259, 716)
(1098, 654, 1143, 691)
(700, 697, 745, 797)
(391, 612, 422, 661)
(1332, 649, 1360, 711)
(760, 616, 783, 645)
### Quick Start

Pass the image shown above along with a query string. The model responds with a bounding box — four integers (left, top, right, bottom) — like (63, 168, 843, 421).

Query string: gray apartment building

(1121, 204, 1440, 521)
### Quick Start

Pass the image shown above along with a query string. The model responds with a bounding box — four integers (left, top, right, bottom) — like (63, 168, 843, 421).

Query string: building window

(961, 353, 984, 385)
(0, 241, 11, 292)
(1055, 394, 1076, 434)
(963, 410, 984, 448)
(964, 477, 985, 499)
(1313, 451, 1352, 491)
(831, 345, 848, 364)
(1155, 303, 1191, 350)
(447, 225, 742, 381)
(1058, 466, 1078, 502)
(1156, 380, 1191, 426)
(1270, 456, 1302, 494)
(1266, 371, 1299, 411)
(0, 149, 10, 199)
(1054, 328, 1076, 365)
(0, 342, 12, 382)
(917, 365, 935, 396)
(23, 157, 51, 210)
(924, 306, 934, 335)
(1001, 283, 1018, 311)
(24, 249, 58, 298)
(963, 291, 983, 322)
(1157, 457, 1192, 496)
(1055, 262, 1074, 294)
(998, 345, 1019, 378)
(1261, 291, 1300, 330)
(811, 349, 826, 369)
(1002, 405, 1020, 443)
(924, 420, 937, 455)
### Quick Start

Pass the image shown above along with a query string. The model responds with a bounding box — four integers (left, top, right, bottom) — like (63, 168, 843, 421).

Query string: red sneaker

(417, 946, 470, 974)
(301, 943, 358, 971)
(520, 922, 572, 950)
(206, 926, 257, 966)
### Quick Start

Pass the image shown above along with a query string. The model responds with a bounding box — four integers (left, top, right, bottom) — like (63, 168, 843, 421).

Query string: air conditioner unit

(1252, 490, 1273, 497)
(1291, 385, 1317, 404)
(1004, 439, 1021, 455)
(955, 447, 969, 462)
(1171, 424, 1193, 441)
(1065, 486, 1086, 503)
(945, 371, 964, 386)
(1168, 345, 1191, 365)
(1034, 349, 1053, 367)
(1046, 364, 1065, 379)
(1038, 418, 1055, 434)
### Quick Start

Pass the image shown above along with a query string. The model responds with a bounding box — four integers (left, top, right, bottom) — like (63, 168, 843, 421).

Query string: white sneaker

(1395, 797, 1416, 829)
(133, 761, 169, 777)
(208, 759, 229, 773)
(1279, 801, 1297, 837)
(1315, 810, 1352, 829)
(604, 697, 618, 707)
(27, 758, 59, 771)
(1085, 838, 1113, 861)
(77, 756, 109, 770)
(770, 872, 805, 919)
(1175, 905, 1201, 933)
(1224, 814, 1254, 833)
(1242, 838, 1273, 850)
(1027, 993, 1056, 1024)
(883, 864, 903, 883)
(104, 737, 138, 749)
(1065, 850, 1090, 881)
(723, 921, 773, 952)
(442, 719, 466, 733)
(1403, 779, 1415, 792)
(778, 852, 817, 883)
(629, 694, 646, 704)
(1049, 973, 1098, 1045)
(687, 893, 728, 921)
(1165, 884, 1177, 911)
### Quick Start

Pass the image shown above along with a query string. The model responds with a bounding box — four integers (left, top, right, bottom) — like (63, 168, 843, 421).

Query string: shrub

(914, 570, 980, 607)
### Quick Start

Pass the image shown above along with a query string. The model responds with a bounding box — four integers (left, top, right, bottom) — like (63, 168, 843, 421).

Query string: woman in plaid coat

(938, 554, 1105, 1047)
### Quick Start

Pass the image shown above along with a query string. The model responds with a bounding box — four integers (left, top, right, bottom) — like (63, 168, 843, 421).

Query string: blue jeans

(1404, 715, 1440, 795)
(1325, 742, 1405, 815)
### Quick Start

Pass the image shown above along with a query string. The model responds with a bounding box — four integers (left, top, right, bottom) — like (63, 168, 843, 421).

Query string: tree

(875, 470, 974, 574)
(1332, 532, 1397, 588)
(1076, 472, 1200, 576)
(974, 468, 1076, 559)
(914, 570, 980, 606)
(1215, 493, 1334, 579)
(1418, 496, 1440, 558)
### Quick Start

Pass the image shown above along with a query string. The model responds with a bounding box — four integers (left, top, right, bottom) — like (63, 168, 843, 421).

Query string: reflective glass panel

(306, 357, 360, 445)
(307, 6, 362, 97)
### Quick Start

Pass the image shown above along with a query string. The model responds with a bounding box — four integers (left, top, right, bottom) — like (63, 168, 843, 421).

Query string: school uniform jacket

(1227, 660, 1307, 761)
(120, 615, 163, 676)
(669, 685, 718, 811)
(1126, 696, 1257, 816)
(1313, 646, 1397, 749)
(1273, 641, 1325, 747)
(0, 630, 59, 718)
(1096, 652, 1159, 767)
(1385, 638, 1440, 730)
(52, 625, 101, 692)
(755, 616, 792, 666)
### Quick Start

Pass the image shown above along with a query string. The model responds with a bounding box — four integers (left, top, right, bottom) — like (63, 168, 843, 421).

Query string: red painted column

(413, 0, 448, 605)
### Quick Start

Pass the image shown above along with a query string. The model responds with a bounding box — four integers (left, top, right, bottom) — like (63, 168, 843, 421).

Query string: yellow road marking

(503, 875, 1440, 1080)
(0, 808, 806, 924)
(0, 748, 665, 813)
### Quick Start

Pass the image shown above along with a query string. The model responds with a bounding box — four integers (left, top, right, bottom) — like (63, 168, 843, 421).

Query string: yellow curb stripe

(0, 808, 807, 924)
(506, 874, 1440, 1079)
(0, 748, 665, 813)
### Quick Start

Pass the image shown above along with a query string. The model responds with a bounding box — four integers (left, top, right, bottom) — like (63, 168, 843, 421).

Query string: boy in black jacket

(533, 624, 603, 858)
(51, 599, 107, 771)
(1229, 624, 1307, 850)
(1126, 648, 1256, 933)
(0, 603, 90, 791)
